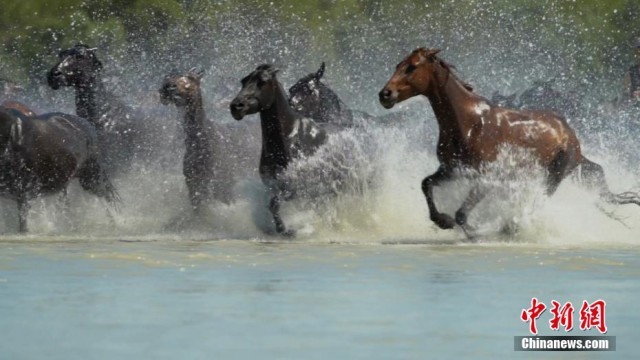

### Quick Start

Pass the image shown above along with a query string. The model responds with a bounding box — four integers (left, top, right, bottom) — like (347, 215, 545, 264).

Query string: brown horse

(159, 68, 260, 214)
(1, 100, 36, 117)
(379, 48, 640, 236)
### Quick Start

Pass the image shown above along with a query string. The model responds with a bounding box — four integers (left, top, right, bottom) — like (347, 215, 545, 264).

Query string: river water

(1, 235, 638, 359)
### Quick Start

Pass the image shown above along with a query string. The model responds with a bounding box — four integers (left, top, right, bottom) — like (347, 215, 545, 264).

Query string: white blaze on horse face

(60, 56, 72, 69)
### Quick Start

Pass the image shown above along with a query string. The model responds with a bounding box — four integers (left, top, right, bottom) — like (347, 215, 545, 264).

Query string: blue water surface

(1, 239, 638, 359)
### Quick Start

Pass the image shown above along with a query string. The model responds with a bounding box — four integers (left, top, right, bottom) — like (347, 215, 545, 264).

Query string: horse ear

(425, 48, 441, 59)
(188, 67, 204, 80)
(315, 62, 325, 80)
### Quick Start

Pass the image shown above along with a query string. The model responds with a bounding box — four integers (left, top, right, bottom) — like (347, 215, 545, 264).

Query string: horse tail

(77, 157, 121, 206)
(578, 157, 640, 206)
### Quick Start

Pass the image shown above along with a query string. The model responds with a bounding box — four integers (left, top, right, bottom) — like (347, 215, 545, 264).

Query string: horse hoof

(430, 213, 456, 230)
(454, 210, 467, 226)
(281, 229, 296, 238)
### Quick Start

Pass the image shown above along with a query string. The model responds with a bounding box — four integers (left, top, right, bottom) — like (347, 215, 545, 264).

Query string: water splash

(1, 1, 639, 246)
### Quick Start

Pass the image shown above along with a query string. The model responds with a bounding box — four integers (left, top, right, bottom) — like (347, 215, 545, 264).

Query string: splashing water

(0, 1, 638, 247)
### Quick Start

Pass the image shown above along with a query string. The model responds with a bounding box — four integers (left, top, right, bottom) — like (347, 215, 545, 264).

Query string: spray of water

(1, 1, 638, 246)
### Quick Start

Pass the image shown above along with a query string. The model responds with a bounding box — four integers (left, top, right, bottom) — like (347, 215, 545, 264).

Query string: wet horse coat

(288, 62, 411, 128)
(47, 44, 147, 172)
(288, 62, 358, 126)
(379, 48, 640, 235)
(230, 65, 328, 235)
(0, 107, 118, 232)
(159, 68, 261, 213)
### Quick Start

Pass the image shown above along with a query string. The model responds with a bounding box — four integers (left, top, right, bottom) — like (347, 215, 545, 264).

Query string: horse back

(26, 113, 97, 164)
(479, 107, 582, 166)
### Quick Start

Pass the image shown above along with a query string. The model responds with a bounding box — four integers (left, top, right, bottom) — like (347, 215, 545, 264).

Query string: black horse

(491, 80, 584, 120)
(230, 64, 329, 236)
(47, 44, 148, 172)
(0, 107, 118, 232)
(288, 62, 412, 128)
(159, 68, 260, 214)
(288, 62, 359, 126)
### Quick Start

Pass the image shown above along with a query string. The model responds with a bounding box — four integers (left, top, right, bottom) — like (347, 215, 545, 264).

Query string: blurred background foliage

(1, 0, 639, 107)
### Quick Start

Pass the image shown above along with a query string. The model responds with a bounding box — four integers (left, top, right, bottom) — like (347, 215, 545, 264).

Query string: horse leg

(268, 194, 295, 237)
(579, 157, 640, 206)
(421, 166, 457, 229)
(454, 183, 487, 234)
(58, 187, 76, 231)
(77, 157, 120, 204)
(16, 196, 30, 233)
(546, 150, 569, 196)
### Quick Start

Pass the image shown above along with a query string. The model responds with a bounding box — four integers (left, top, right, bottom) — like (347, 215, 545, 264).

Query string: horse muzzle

(229, 98, 258, 120)
(47, 69, 66, 90)
(378, 88, 397, 109)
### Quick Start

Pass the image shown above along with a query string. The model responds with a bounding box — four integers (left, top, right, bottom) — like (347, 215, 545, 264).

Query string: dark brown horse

(230, 65, 329, 236)
(159, 68, 260, 214)
(379, 48, 640, 236)
(0, 107, 118, 232)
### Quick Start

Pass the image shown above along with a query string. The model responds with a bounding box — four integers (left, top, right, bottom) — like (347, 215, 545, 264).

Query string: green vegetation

(1, 0, 639, 97)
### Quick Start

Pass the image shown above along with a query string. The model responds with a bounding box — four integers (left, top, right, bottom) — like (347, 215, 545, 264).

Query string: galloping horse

(288, 62, 410, 128)
(230, 64, 329, 236)
(0, 107, 118, 232)
(378, 48, 640, 235)
(159, 68, 260, 214)
(47, 44, 144, 172)
(288, 62, 358, 126)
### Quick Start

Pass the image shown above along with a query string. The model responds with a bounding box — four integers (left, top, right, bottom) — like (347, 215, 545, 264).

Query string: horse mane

(433, 55, 474, 92)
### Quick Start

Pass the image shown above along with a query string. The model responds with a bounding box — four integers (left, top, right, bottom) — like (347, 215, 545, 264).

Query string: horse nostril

(230, 102, 245, 111)
(379, 89, 392, 100)
(53, 70, 63, 77)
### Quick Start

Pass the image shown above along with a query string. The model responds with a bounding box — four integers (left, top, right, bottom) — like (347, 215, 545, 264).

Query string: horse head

(229, 64, 280, 120)
(159, 68, 204, 107)
(47, 44, 102, 90)
(379, 48, 448, 109)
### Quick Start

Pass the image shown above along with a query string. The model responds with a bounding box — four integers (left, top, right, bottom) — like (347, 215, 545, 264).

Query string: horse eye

(405, 64, 417, 74)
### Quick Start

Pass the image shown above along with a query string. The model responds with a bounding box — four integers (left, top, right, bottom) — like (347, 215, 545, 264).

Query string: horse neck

(425, 65, 483, 139)
(74, 75, 110, 126)
(183, 92, 206, 135)
(320, 86, 352, 122)
(259, 81, 297, 164)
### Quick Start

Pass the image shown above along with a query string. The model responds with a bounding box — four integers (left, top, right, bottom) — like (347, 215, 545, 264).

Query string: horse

(1, 100, 36, 117)
(46, 44, 147, 172)
(230, 64, 329, 236)
(378, 48, 640, 237)
(1, 78, 37, 117)
(491, 80, 584, 120)
(159, 68, 261, 215)
(0, 107, 118, 232)
(288, 62, 360, 126)
(288, 62, 412, 128)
